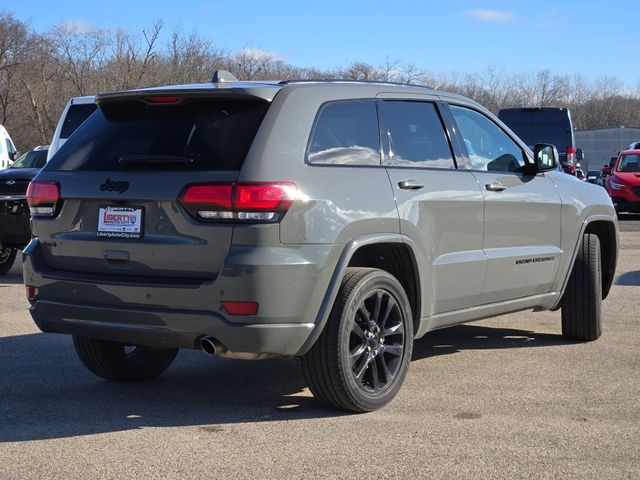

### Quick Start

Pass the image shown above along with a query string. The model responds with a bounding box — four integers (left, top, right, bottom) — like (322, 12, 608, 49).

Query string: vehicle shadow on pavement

(412, 324, 566, 361)
(0, 270, 23, 286)
(0, 324, 566, 442)
(615, 270, 640, 286)
(0, 332, 345, 443)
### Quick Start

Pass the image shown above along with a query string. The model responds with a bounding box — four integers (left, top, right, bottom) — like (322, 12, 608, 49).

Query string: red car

(606, 150, 640, 213)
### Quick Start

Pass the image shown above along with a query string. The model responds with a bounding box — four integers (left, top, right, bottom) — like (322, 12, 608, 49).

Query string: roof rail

(278, 79, 431, 88)
(211, 70, 239, 83)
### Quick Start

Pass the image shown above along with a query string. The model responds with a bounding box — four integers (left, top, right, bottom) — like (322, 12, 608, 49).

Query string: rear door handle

(398, 180, 424, 190)
(485, 182, 507, 192)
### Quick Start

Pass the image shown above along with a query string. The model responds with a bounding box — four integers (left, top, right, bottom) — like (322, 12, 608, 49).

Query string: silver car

(24, 72, 618, 412)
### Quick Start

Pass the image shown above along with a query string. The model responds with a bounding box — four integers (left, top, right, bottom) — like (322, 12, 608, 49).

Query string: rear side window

(380, 101, 455, 169)
(46, 100, 269, 171)
(60, 103, 98, 139)
(307, 100, 380, 165)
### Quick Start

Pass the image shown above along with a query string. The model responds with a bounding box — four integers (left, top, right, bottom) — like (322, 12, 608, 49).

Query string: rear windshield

(46, 100, 269, 171)
(498, 110, 571, 151)
(60, 103, 98, 139)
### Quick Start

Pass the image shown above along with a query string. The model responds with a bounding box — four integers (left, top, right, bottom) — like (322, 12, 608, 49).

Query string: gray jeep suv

(24, 73, 618, 412)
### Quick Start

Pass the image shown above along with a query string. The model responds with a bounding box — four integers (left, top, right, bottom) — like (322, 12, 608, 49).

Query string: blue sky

(4, 0, 639, 86)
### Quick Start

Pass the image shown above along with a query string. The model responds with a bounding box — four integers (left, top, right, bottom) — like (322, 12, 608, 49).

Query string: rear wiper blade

(118, 155, 194, 166)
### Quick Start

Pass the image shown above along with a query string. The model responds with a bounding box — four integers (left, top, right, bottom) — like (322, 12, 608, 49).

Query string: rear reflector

(221, 301, 259, 315)
(26, 285, 38, 302)
(26, 181, 61, 216)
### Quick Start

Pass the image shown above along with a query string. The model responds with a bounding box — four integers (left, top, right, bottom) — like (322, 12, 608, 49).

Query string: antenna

(211, 70, 239, 83)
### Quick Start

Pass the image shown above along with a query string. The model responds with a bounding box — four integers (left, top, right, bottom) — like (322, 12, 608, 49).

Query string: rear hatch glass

(47, 100, 268, 171)
(498, 110, 572, 153)
(36, 98, 269, 279)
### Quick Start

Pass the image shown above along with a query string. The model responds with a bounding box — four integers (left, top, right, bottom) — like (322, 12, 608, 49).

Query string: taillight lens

(566, 146, 576, 165)
(179, 182, 296, 222)
(26, 181, 61, 217)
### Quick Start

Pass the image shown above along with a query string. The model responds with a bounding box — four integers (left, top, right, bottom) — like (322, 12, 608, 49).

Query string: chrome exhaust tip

(200, 337, 220, 356)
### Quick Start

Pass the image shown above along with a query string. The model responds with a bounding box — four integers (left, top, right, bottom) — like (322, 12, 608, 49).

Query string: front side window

(380, 101, 455, 169)
(307, 100, 380, 166)
(451, 105, 526, 173)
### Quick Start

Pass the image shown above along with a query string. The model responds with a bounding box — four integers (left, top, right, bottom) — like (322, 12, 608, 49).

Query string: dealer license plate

(97, 206, 143, 239)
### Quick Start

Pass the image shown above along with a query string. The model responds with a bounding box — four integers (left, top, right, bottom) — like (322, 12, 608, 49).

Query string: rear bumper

(23, 239, 340, 356)
(30, 300, 314, 354)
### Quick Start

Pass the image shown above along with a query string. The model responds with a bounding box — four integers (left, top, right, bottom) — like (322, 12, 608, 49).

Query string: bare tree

(107, 21, 162, 90)
(0, 12, 29, 124)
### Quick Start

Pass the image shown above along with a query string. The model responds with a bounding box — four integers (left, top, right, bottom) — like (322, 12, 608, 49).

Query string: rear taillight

(26, 181, 60, 217)
(179, 182, 296, 223)
(566, 146, 576, 164)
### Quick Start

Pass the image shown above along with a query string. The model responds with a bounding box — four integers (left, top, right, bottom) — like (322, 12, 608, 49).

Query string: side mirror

(533, 143, 559, 172)
(9, 150, 18, 161)
(576, 148, 584, 161)
(602, 166, 611, 175)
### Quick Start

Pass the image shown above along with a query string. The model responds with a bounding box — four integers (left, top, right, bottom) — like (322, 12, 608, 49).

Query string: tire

(302, 267, 414, 412)
(0, 247, 17, 275)
(73, 335, 178, 382)
(561, 233, 602, 341)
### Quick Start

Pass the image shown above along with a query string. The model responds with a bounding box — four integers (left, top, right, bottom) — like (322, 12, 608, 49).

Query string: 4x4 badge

(100, 178, 129, 194)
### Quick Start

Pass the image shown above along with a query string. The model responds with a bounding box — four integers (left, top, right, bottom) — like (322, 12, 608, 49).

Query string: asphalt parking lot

(0, 218, 638, 479)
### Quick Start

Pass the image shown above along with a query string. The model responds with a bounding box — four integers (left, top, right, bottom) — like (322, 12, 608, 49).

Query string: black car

(587, 169, 602, 185)
(497, 107, 583, 174)
(0, 145, 48, 274)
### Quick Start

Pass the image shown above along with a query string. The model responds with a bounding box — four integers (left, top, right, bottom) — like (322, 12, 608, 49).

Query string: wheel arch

(295, 234, 422, 356)
(555, 215, 618, 309)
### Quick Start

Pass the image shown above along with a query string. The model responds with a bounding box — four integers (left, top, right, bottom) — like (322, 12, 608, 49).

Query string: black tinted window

(307, 100, 380, 165)
(46, 100, 268, 171)
(380, 101, 454, 169)
(60, 103, 98, 138)
(498, 110, 571, 151)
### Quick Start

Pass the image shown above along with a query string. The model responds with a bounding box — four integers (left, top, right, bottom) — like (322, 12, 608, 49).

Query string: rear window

(46, 100, 269, 171)
(60, 103, 98, 139)
(498, 110, 571, 151)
